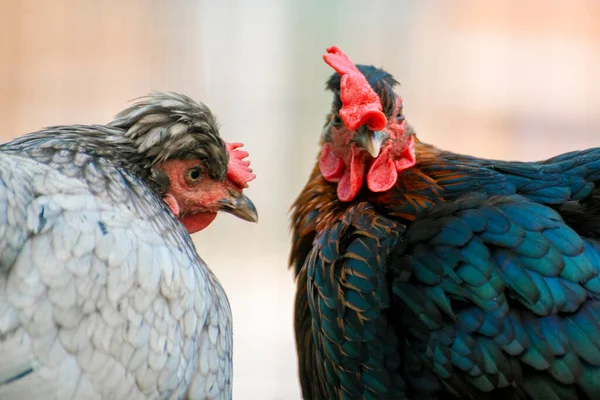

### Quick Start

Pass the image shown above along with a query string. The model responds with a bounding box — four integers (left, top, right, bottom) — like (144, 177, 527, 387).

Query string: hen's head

(110, 92, 257, 233)
(320, 46, 415, 202)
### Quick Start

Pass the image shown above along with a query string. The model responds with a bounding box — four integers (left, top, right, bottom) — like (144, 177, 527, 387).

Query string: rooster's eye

(332, 114, 342, 127)
(186, 166, 203, 184)
(396, 109, 405, 122)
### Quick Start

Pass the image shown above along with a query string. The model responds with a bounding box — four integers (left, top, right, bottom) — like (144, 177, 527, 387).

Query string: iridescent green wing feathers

(390, 194, 600, 399)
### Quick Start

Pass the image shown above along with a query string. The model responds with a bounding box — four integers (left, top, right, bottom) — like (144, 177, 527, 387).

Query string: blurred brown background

(1, 1, 599, 399)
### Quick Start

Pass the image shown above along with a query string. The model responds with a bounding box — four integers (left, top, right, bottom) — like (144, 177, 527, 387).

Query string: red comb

(226, 142, 255, 189)
(323, 46, 386, 132)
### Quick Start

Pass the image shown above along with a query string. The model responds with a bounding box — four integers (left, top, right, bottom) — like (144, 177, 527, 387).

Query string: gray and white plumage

(0, 93, 234, 399)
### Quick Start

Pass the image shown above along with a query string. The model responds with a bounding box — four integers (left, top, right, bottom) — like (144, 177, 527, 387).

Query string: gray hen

(0, 92, 257, 399)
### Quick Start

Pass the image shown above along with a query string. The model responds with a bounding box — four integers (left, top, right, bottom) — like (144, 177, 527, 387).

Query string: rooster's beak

(218, 193, 258, 223)
(355, 128, 389, 158)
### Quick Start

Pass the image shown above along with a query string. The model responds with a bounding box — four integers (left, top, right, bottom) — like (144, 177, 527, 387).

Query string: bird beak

(355, 129, 389, 158)
(218, 193, 259, 223)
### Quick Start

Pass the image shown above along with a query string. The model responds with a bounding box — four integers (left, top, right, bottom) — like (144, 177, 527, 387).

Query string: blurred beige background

(1, 1, 599, 399)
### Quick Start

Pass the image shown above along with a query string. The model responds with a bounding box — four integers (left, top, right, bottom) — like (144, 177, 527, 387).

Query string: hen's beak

(218, 193, 258, 223)
(355, 128, 389, 158)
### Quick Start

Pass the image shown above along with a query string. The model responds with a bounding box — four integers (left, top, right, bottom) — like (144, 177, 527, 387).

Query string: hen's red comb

(226, 142, 255, 189)
(323, 46, 386, 132)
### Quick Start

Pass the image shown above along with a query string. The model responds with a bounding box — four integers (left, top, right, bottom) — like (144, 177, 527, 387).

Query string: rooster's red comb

(323, 46, 386, 132)
(226, 142, 255, 189)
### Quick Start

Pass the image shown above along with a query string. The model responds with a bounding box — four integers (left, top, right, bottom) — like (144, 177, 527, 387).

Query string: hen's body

(290, 50, 600, 400)
(0, 97, 238, 399)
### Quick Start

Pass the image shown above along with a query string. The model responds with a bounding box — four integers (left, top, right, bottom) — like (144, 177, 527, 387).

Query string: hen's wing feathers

(0, 153, 231, 399)
(389, 194, 600, 398)
(0, 154, 43, 394)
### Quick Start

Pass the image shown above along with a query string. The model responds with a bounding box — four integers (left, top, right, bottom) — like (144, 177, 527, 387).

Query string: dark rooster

(0, 92, 257, 399)
(289, 46, 600, 400)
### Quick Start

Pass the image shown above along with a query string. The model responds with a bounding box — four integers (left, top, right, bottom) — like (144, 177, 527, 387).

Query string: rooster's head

(319, 46, 415, 202)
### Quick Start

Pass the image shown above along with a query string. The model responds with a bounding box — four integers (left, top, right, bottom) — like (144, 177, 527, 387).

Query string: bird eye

(186, 166, 203, 184)
(396, 108, 405, 122)
(332, 114, 342, 127)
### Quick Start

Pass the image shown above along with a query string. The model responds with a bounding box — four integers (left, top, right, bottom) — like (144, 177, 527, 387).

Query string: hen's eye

(332, 114, 342, 127)
(186, 166, 203, 183)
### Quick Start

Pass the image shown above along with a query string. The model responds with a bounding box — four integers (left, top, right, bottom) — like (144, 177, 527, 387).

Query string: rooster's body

(290, 47, 600, 399)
